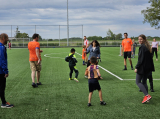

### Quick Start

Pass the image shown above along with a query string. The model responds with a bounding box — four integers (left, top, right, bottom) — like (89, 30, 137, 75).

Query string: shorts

(29, 61, 41, 71)
(124, 52, 131, 59)
(88, 78, 101, 92)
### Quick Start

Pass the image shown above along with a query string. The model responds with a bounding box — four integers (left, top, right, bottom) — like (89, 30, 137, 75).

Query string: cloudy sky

(0, 0, 159, 39)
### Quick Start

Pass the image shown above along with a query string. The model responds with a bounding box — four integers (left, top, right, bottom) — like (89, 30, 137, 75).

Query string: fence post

(23, 37, 24, 47)
(47, 39, 48, 47)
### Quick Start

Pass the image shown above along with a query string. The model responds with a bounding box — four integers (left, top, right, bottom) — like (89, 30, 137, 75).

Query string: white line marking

(124, 79, 160, 80)
(75, 52, 123, 81)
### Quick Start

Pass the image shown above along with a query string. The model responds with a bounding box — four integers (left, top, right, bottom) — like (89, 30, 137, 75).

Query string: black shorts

(88, 78, 101, 92)
(124, 52, 131, 59)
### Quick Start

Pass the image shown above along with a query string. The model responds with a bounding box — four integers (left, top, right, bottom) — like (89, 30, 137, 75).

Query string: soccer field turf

(1, 47, 160, 119)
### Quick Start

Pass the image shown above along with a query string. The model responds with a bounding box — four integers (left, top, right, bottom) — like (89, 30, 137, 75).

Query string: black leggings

(0, 74, 6, 104)
(69, 66, 79, 78)
(136, 73, 149, 95)
(152, 48, 158, 58)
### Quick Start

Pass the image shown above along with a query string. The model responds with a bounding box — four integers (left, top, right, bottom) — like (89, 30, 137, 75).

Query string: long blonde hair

(139, 34, 152, 53)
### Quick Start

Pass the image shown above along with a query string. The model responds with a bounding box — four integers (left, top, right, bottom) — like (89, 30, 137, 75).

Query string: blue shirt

(86, 45, 100, 60)
(0, 42, 8, 74)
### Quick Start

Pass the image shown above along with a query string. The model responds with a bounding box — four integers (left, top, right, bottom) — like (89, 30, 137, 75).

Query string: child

(85, 56, 106, 106)
(65, 48, 79, 82)
(8, 41, 11, 50)
(82, 45, 87, 65)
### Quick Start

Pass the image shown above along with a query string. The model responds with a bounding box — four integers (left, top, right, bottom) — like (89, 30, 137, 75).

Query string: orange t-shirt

(121, 38, 133, 52)
(82, 48, 86, 60)
(28, 41, 41, 61)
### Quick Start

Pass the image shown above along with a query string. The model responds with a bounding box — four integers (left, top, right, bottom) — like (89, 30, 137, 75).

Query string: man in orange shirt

(28, 33, 43, 88)
(121, 33, 133, 70)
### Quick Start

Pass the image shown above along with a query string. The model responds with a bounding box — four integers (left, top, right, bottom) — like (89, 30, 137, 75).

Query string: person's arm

(97, 47, 100, 59)
(86, 45, 91, 54)
(35, 43, 41, 64)
(0, 47, 9, 78)
(121, 46, 124, 56)
(96, 69, 103, 79)
(151, 42, 153, 48)
(135, 47, 144, 70)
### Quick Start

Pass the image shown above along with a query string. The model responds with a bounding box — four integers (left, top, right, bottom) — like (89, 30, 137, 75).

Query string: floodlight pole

(67, 0, 69, 46)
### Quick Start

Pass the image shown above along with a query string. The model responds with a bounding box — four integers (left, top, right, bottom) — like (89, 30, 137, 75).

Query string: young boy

(82, 45, 87, 65)
(85, 56, 106, 107)
(65, 48, 79, 82)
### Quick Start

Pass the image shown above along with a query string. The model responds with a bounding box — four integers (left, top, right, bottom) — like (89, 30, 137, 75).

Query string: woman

(86, 40, 100, 67)
(152, 38, 158, 61)
(135, 34, 155, 104)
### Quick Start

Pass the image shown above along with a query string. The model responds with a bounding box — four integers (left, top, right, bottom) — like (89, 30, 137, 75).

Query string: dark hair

(32, 33, 39, 39)
(124, 33, 128, 35)
(71, 48, 75, 52)
(0, 33, 8, 40)
(82, 45, 86, 48)
(84, 36, 86, 37)
(90, 56, 97, 64)
(91, 40, 100, 47)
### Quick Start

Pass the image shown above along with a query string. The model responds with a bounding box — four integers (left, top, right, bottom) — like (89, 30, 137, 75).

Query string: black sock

(131, 64, 133, 68)
(124, 65, 127, 69)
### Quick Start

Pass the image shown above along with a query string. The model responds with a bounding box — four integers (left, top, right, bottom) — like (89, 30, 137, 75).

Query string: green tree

(115, 33, 122, 40)
(107, 29, 115, 40)
(141, 0, 160, 29)
(16, 33, 29, 38)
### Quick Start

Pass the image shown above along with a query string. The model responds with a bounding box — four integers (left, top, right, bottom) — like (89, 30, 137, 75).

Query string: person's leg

(123, 58, 127, 69)
(88, 92, 93, 103)
(36, 71, 40, 83)
(0, 74, 7, 104)
(148, 74, 154, 91)
(155, 48, 158, 59)
(87, 60, 91, 67)
(69, 67, 73, 78)
(31, 71, 36, 83)
(73, 67, 79, 78)
(136, 73, 148, 96)
(98, 89, 103, 102)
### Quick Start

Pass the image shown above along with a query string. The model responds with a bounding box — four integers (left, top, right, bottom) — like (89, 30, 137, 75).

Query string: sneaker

(32, 83, 38, 88)
(84, 76, 88, 78)
(123, 68, 127, 70)
(88, 103, 92, 107)
(36, 82, 42, 85)
(147, 95, 152, 101)
(74, 78, 79, 82)
(1, 102, 14, 108)
(131, 67, 134, 70)
(150, 89, 155, 92)
(142, 96, 148, 104)
(69, 78, 73, 80)
(100, 101, 106, 105)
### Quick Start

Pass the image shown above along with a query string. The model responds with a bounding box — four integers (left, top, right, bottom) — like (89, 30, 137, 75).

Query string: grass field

(0, 47, 160, 119)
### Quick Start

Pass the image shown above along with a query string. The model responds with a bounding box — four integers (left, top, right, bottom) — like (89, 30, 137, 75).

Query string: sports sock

(124, 65, 127, 69)
(83, 61, 85, 64)
(131, 64, 133, 68)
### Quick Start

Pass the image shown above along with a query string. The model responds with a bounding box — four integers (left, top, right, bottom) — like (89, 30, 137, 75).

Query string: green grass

(0, 47, 160, 119)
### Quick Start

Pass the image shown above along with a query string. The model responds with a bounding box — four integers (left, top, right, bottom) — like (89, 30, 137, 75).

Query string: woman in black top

(135, 34, 154, 104)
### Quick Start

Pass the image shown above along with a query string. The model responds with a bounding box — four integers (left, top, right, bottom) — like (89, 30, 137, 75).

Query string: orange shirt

(121, 38, 133, 52)
(28, 41, 41, 61)
(82, 48, 86, 60)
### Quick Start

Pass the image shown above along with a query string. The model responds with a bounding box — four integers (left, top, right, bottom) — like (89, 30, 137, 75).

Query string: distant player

(8, 41, 11, 50)
(85, 56, 106, 107)
(151, 38, 158, 61)
(84, 36, 89, 48)
(132, 39, 137, 58)
(28, 33, 43, 88)
(121, 33, 134, 70)
(82, 45, 87, 65)
(65, 48, 79, 82)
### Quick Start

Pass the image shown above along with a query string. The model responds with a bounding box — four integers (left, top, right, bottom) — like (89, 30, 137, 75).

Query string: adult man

(28, 33, 43, 88)
(84, 36, 89, 48)
(0, 33, 14, 108)
(121, 33, 134, 70)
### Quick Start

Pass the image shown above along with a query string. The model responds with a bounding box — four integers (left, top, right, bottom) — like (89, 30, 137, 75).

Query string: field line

(75, 52, 123, 81)
(124, 79, 160, 80)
